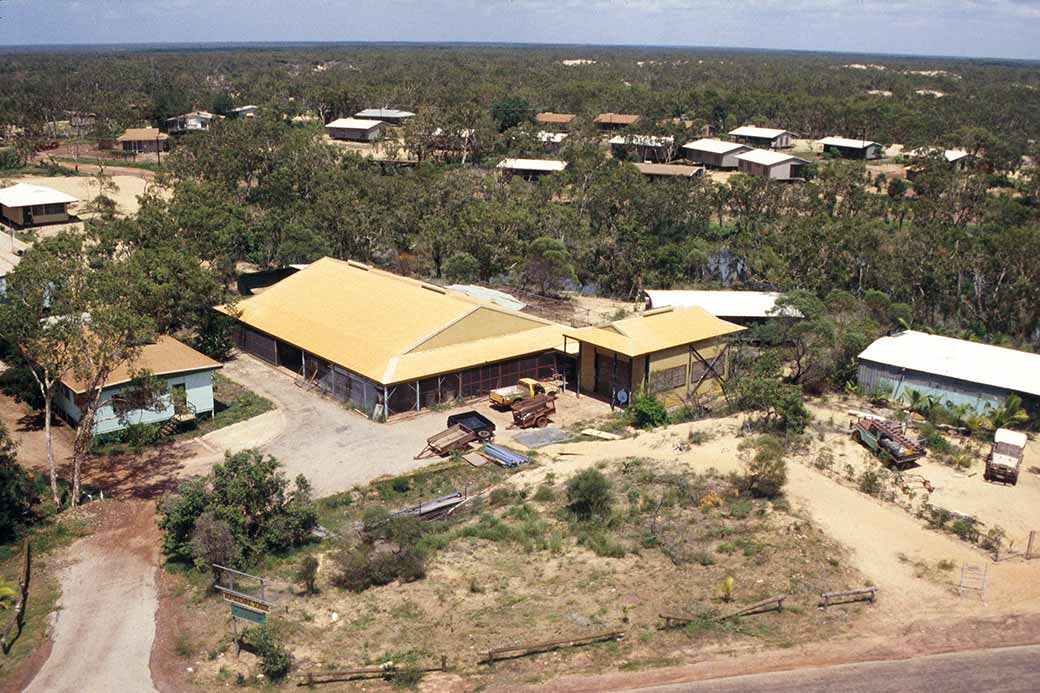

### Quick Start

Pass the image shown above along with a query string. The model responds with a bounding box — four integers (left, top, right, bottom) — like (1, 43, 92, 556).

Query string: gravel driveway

(23, 501, 160, 693)
(203, 354, 449, 496)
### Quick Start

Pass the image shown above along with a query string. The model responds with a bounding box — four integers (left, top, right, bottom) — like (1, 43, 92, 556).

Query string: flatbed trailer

(416, 411, 496, 459)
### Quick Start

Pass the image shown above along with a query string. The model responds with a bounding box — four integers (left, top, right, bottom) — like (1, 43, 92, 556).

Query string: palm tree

(983, 395, 1030, 431)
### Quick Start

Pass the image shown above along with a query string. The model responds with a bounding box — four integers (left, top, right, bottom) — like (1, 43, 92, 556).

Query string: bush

(628, 393, 668, 429)
(532, 484, 555, 503)
(566, 469, 613, 520)
(242, 626, 292, 681)
(858, 468, 883, 496)
(125, 422, 162, 449)
(190, 511, 240, 576)
(738, 436, 787, 499)
(443, 252, 480, 283)
(157, 449, 318, 567)
(295, 555, 319, 594)
(331, 544, 425, 592)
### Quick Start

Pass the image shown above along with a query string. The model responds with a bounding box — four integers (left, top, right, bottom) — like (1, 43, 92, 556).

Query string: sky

(1, 0, 1039, 60)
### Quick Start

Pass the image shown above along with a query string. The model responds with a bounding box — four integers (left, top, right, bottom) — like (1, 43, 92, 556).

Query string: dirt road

(23, 501, 161, 693)
(633, 643, 1040, 692)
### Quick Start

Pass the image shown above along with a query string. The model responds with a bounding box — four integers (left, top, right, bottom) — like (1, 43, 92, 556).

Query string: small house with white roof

(0, 183, 78, 227)
(728, 125, 793, 149)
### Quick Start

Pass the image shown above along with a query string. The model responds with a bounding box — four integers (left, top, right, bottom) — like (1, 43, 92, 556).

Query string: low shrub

(242, 626, 292, 681)
(566, 468, 613, 520)
(628, 394, 668, 429)
(738, 436, 788, 499)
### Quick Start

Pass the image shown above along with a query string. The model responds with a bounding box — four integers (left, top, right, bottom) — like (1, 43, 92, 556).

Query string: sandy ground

(2, 174, 160, 239)
(528, 412, 1040, 623)
(23, 500, 160, 693)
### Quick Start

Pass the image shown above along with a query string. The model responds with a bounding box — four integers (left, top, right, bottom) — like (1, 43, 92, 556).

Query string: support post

(1027, 531, 1037, 560)
(416, 380, 421, 412)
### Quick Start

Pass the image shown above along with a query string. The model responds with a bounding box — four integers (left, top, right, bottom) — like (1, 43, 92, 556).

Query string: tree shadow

(58, 442, 206, 500)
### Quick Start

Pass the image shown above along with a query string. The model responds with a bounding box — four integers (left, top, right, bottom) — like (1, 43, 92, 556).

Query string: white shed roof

(497, 158, 567, 172)
(354, 108, 415, 119)
(729, 125, 790, 139)
(608, 134, 674, 147)
(858, 331, 1040, 398)
(537, 131, 568, 144)
(325, 118, 382, 130)
(644, 290, 802, 318)
(0, 183, 79, 208)
(818, 136, 879, 149)
(446, 285, 526, 311)
(735, 149, 807, 167)
(682, 139, 748, 155)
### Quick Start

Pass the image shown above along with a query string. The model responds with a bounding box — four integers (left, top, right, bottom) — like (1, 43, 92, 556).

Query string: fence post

(1027, 531, 1037, 560)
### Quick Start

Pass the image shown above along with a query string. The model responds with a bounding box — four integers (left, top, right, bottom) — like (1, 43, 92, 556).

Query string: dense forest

(2, 45, 1039, 354)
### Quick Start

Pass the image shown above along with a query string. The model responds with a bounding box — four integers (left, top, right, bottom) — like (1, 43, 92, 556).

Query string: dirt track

(22, 500, 161, 693)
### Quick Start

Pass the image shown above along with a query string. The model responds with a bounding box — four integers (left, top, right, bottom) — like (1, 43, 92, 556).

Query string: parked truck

(984, 428, 1026, 486)
(851, 417, 926, 468)
(489, 377, 559, 408)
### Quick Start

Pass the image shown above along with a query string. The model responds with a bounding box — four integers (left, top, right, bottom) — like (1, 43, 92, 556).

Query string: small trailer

(852, 417, 926, 468)
(416, 411, 496, 459)
(511, 393, 556, 429)
(985, 428, 1026, 486)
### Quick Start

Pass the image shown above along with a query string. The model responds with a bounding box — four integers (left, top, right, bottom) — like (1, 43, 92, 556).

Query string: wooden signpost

(213, 565, 272, 654)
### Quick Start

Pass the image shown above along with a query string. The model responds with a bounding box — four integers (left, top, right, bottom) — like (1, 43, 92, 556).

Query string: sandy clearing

(24, 500, 160, 693)
(522, 411, 1040, 622)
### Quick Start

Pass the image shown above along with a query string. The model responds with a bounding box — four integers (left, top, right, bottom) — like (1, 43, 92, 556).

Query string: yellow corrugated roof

(219, 258, 563, 384)
(564, 306, 744, 357)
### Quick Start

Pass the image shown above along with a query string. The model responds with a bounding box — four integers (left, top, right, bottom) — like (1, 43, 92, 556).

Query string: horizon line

(0, 39, 1036, 64)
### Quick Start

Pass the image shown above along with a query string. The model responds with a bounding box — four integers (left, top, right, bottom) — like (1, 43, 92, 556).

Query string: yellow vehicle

(489, 377, 559, 408)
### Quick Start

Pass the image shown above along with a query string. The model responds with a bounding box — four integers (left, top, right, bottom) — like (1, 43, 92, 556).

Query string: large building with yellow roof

(218, 258, 571, 419)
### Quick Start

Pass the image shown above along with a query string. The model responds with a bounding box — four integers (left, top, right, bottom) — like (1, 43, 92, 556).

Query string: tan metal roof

(633, 163, 703, 178)
(594, 113, 641, 125)
(117, 127, 169, 142)
(218, 258, 565, 385)
(564, 306, 744, 357)
(61, 336, 221, 394)
(535, 112, 576, 124)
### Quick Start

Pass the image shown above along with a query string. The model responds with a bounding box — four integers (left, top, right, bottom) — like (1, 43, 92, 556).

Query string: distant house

(231, 105, 259, 119)
(55, 336, 222, 436)
(734, 149, 808, 181)
(117, 127, 169, 154)
(326, 118, 384, 142)
(857, 330, 1040, 415)
(728, 125, 793, 149)
(537, 131, 568, 154)
(594, 113, 641, 130)
(166, 111, 221, 135)
(608, 134, 674, 163)
(535, 112, 576, 127)
(564, 306, 745, 407)
(682, 139, 752, 168)
(0, 183, 78, 227)
(496, 158, 567, 180)
(817, 136, 882, 160)
(643, 290, 802, 326)
(632, 163, 704, 181)
(354, 108, 415, 125)
(905, 148, 972, 178)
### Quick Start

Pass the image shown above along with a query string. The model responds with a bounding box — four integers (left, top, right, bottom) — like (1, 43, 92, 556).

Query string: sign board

(216, 585, 272, 614)
(230, 604, 266, 625)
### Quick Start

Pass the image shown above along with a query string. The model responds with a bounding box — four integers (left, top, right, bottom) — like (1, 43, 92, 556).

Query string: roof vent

(643, 306, 674, 317)
(421, 283, 447, 295)
(346, 260, 369, 271)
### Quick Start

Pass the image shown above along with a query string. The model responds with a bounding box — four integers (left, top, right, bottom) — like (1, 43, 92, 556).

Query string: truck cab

(985, 428, 1026, 486)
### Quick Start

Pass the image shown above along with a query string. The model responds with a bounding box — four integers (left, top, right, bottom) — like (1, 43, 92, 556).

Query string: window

(651, 365, 687, 393)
